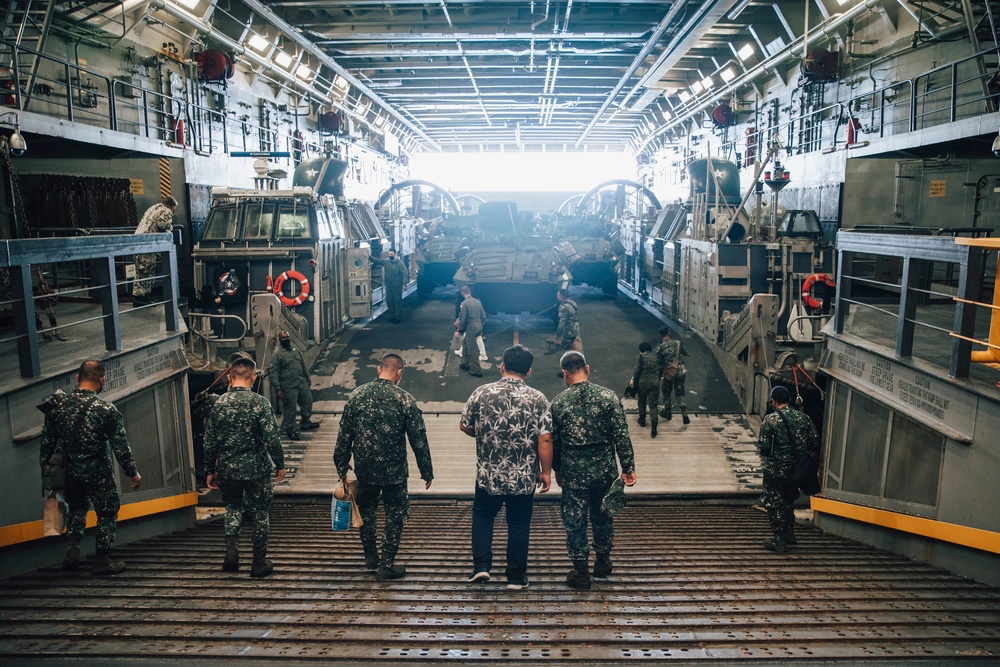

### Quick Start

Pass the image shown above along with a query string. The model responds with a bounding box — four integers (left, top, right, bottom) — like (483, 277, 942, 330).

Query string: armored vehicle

(453, 201, 571, 313)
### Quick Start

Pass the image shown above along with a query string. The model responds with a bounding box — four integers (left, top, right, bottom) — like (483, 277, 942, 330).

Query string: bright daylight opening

(409, 151, 637, 192)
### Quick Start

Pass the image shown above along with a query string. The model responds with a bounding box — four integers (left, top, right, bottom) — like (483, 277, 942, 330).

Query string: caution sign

(929, 180, 946, 198)
(129, 178, 144, 195)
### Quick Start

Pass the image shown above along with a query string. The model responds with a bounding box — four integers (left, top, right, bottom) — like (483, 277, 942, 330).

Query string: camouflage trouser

(220, 474, 274, 551)
(637, 378, 660, 424)
(132, 252, 158, 298)
(280, 383, 313, 436)
(761, 471, 799, 537)
(356, 482, 409, 566)
(560, 483, 614, 560)
(660, 374, 687, 417)
(64, 471, 121, 554)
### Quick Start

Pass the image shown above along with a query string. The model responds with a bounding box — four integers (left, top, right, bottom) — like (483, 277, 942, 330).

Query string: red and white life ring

(801, 273, 835, 309)
(272, 270, 310, 307)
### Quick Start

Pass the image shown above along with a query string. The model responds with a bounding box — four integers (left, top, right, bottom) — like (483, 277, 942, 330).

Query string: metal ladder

(0, 0, 55, 110)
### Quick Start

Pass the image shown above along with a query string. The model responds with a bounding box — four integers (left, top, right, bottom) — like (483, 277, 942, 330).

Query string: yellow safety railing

(952, 238, 1000, 367)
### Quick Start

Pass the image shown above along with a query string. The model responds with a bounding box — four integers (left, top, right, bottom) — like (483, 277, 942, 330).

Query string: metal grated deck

(1, 503, 999, 665)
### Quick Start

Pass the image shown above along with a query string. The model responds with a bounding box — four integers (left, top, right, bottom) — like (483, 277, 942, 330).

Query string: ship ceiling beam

(235, 0, 440, 150)
(637, 0, 886, 154)
(573, 0, 694, 148)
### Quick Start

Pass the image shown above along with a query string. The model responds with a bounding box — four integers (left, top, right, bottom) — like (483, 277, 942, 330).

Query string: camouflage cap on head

(227, 351, 254, 366)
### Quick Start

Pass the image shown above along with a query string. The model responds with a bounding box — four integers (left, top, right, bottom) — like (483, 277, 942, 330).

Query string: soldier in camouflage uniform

(39, 360, 142, 575)
(629, 341, 661, 437)
(757, 385, 820, 552)
(551, 351, 636, 589)
(271, 330, 317, 440)
(548, 289, 580, 356)
(335, 353, 434, 580)
(205, 356, 286, 578)
(656, 326, 690, 425)
(132, 196, 176, 306)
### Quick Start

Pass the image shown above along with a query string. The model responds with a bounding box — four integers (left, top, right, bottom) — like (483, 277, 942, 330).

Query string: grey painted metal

(2, 503, 999, 662)
(951, 245, 983, 379)
(94, 256, 122, 352)
(896, 256, 918, 358)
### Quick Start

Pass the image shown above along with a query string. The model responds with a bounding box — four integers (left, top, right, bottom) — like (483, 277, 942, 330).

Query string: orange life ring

(801, 273, 835, 309)
(272, 270, 310, 307)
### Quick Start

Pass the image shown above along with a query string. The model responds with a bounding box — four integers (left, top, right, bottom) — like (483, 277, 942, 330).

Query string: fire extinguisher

(174, 117, 185, 145)
(846, 117, 861, 146)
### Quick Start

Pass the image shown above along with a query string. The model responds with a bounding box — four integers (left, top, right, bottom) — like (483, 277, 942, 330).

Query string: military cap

(600, 478, 627, 517)
(227, 351, 254, 365)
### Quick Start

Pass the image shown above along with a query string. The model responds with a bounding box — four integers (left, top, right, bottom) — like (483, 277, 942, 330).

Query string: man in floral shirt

(460, 345, 552, 590)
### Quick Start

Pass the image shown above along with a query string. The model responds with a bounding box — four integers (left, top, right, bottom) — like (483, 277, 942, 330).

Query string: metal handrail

(710, 45, 1000, 161)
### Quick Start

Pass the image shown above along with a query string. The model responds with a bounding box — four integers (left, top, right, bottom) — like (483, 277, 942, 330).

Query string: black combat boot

(362, 538, 380, 571)
(63, 539, 81, 570)
(661, 409, 672, 421)
(682, 413, 690, 425)
(222, 535, 240, 572)
(650, 421, 658, 438)
(377, 561, 406, 580)
(92, 550, 126, 576)
(593, 553, 613, 581)
(637, 417, 646, 427)
(566, 559, 591, 590)
(250, 548, 274, 578)
(782, 529, 798, 546)
(762, 535, 788, 553)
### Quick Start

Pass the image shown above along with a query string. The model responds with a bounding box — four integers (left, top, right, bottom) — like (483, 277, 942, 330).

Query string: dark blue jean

(471, 486, 534, 583)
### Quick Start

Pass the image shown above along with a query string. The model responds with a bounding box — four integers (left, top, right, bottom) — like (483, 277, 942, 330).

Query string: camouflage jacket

(555, 298, 579, 342)
(461, 377, 552, 495)
(334, 378, 433, 485)
(39, 389, 137, 479)
(757, 406, 820, 477)
(204, 387, 284, 480)
(631, 350, 660, 387)
(373, 256, 408, 289)
(550, 381, 635, 490)
(656, 338, 687, 378)
(135, 202, 174, 235)
(271, 345, 310, 391)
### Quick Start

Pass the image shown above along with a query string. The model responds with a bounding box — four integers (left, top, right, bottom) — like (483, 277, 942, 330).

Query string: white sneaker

(506, 577, 529, 590)
(467, 570, 490, 583)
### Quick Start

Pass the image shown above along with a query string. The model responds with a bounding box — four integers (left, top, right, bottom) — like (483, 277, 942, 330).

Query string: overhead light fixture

(247, 34, 270, 52)
(295, 64, 313, 81)
(0, 112, 26, 155)
(701, 76, 714, 89)
(837, 0, 853, 4)
(691, 81, 704, 94)
(720, 67, 737, 83)
(173, 0, 200, 9)
(737, 44, 755, 61)
(274, 51, 293, 69)
(678, 90, 692, 103)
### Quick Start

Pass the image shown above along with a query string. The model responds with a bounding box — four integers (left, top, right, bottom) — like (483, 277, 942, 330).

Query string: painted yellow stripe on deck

(811, 495, 1000, 554)
(0, 492, 199, 547)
